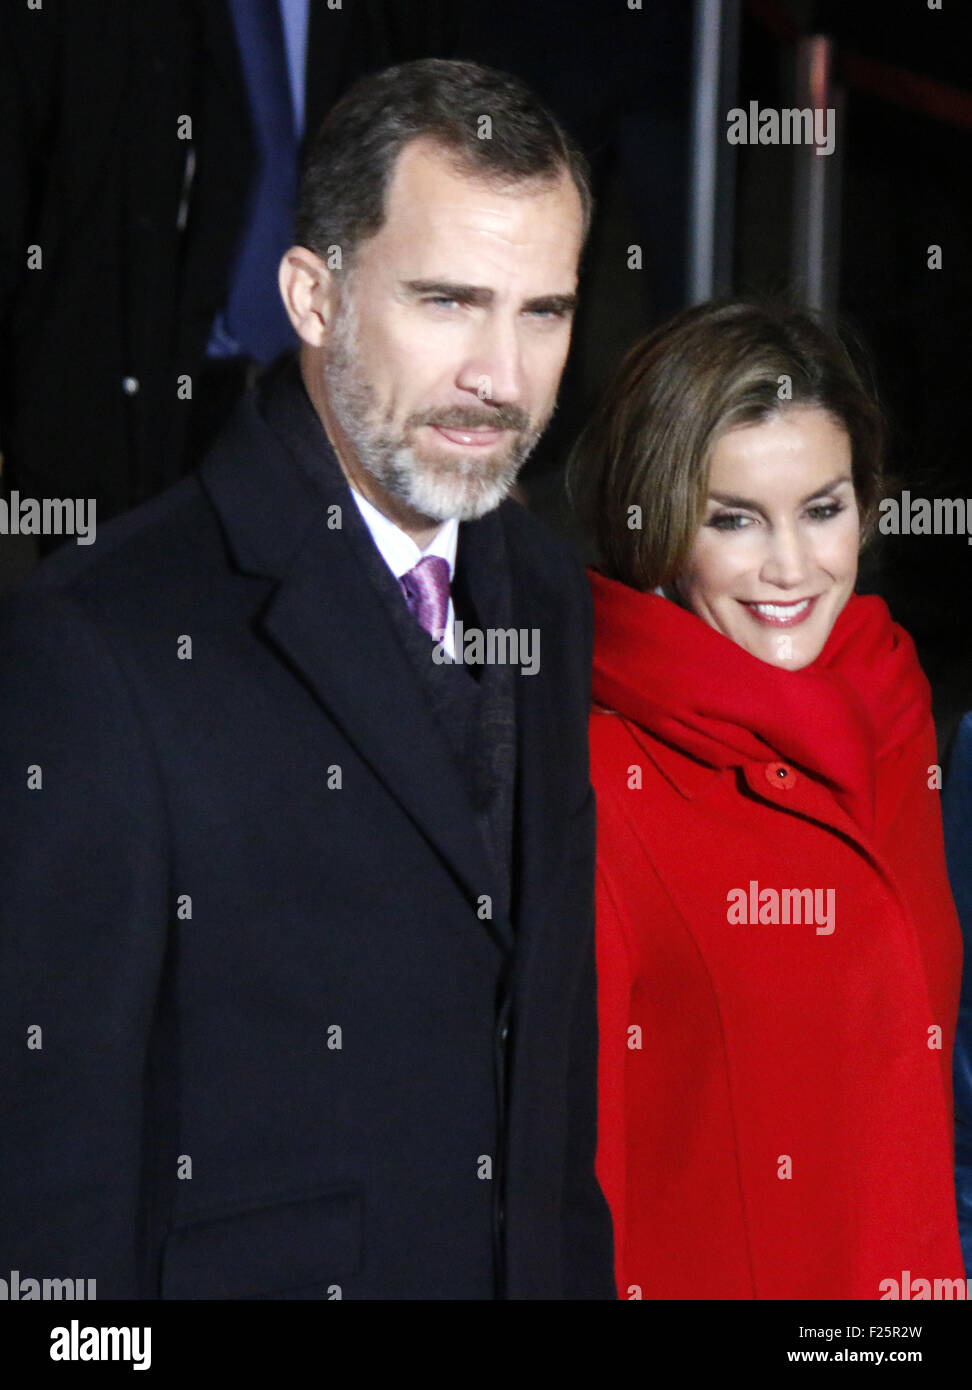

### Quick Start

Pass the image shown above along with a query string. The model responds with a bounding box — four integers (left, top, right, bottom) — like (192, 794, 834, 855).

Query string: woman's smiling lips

(738, 595, 821, 628)
(429, 424, 505, 447)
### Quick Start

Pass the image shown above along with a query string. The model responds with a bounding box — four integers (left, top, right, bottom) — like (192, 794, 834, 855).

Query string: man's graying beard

(323, 278, 551, 521)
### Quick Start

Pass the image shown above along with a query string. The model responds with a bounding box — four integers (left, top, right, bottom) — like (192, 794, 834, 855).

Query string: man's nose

(457, 316, 525, 405)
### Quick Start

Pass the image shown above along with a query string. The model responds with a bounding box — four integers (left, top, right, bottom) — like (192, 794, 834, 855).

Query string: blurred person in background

(0, 0, 436, 548)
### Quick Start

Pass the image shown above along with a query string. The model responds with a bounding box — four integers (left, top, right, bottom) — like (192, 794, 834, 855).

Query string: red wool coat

(589, 570, 965, 1299)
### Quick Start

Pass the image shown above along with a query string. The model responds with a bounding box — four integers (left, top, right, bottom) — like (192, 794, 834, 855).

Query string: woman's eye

(806, 502, 844, 522)
(708, 512, 750, 531)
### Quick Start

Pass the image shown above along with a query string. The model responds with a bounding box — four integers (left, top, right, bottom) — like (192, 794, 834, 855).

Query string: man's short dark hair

(295, 58, 593, 269)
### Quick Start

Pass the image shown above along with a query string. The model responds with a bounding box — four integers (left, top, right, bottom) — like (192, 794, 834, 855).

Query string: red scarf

(589, 569, 930, 832)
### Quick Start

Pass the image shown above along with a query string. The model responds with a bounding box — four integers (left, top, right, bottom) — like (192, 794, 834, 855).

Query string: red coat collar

(589, 569, 930, 833)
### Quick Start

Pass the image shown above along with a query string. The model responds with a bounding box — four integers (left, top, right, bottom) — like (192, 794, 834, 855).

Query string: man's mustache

(412, 405, 531, 432)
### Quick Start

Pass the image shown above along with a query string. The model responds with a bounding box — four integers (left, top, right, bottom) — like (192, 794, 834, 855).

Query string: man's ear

(278, 246, 337, 347)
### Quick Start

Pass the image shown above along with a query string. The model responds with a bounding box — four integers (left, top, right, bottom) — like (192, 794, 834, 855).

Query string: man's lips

(738, 595, 821, 628)
(428, 424, 506, 447)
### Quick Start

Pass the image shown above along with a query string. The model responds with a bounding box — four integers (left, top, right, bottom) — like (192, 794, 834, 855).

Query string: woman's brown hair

(567, 299, 886, 591)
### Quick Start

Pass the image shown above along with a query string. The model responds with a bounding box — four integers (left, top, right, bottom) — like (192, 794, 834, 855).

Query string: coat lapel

(200, 356, 511, 951)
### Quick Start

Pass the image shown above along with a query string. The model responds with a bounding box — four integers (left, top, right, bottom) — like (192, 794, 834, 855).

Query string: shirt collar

(349, 486, 459, 580)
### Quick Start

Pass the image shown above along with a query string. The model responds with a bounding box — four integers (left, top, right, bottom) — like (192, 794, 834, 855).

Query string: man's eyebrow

(399, 280, 578, 314)
(400, 280, 493, 305)
(707, 474, 855, 511)
(522, 293, 578, 315)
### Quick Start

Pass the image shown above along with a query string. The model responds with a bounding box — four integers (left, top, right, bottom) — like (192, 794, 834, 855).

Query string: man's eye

(425, 297, 459, 309)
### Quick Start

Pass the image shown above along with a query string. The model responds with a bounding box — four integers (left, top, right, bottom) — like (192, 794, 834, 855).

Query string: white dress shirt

(349, 486, 459, 659)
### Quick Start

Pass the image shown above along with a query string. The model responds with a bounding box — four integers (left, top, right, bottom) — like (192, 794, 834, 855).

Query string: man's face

(314, 138, 584, 522)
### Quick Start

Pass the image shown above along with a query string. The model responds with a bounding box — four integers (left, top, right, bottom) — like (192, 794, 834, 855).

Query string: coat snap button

(765, 761, 797, 789)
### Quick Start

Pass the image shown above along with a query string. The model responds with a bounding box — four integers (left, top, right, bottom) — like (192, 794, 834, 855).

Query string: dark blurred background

(731, 0, 972, 761)
(1, 0, 969, 752)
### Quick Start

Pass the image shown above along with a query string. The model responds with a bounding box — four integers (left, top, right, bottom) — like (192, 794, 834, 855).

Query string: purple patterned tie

(399, 556, 451, 642)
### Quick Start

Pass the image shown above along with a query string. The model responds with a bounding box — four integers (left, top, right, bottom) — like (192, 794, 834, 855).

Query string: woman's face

(673, 406, 860, 670)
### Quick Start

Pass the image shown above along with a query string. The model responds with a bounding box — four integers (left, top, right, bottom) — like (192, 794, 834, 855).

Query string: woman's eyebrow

(707, 474, 854, 509)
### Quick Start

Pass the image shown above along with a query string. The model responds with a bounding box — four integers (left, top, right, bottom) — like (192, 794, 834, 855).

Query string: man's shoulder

(6, 472, 226, 617)
(494, 495, 588, 594)
(497, 492, 580, 561)
(0, 471, 242, 676)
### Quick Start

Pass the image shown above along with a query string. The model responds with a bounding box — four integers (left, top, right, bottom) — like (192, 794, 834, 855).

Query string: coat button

(765, 761, 797, 789)
(122, 376, 140, 395)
